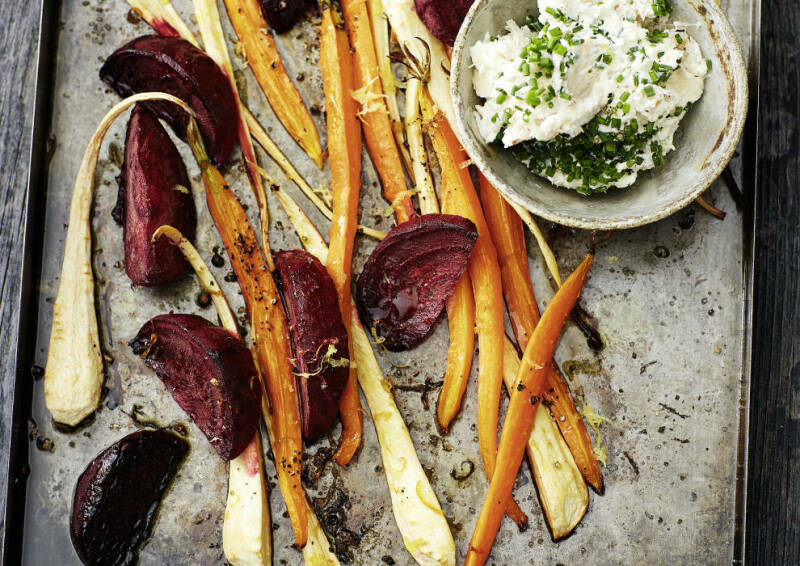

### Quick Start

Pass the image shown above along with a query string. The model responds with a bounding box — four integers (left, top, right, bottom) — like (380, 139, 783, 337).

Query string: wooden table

(0, 0, 796, 564)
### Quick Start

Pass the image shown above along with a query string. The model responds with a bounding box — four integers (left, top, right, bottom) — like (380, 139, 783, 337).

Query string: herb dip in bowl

(451, 0, 748, 229)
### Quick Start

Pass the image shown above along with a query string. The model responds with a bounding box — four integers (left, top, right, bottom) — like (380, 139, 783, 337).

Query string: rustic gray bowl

(451, 0, 748, 230)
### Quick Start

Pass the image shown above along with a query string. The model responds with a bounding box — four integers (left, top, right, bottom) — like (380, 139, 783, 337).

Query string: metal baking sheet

(7, 0, 758, 564)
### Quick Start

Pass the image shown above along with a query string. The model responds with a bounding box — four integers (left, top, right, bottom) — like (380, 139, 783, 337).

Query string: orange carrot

(186, 123, 307, 547)
(410, 79, 475, 434)
(421, 91, 527, 529)
(437, 275, 475, 431)
(223, 0, 323, 168)
(341, 0, 415, 222)
(479, 174, 603, 492)
(465, 254, 594, 566)
(319, 1, 363, 465)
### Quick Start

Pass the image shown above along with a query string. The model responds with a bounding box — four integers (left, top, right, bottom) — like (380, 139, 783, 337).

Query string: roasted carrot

(223, 0, 323, 168)
(421, 91, 527, 529)
(186, 122, 308, 547)
(341, 0, 415, 223)
(464, 254, 594, 566)
(366, 0, 413, 179)
(478, 177, 536, 347)
(479, 175, 603, 492)
(437, 277, 476, 431)
(319, 1, 363, 465)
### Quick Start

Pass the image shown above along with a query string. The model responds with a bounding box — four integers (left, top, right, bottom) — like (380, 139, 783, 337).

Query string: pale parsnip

(502, 337, 588, 538)
(366, 0, 414, 179)
(223, 434, 273, 566)
(270, 182, 455, 566)
(152, 225, 238, 331)
(153, 223, 273, 566)
(44, 92, 192, 426)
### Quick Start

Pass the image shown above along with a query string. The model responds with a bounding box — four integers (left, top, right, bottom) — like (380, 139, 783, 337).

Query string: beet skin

(130, 313, 261, 460)
(355, 214, 478, 351)
(114, 104, 196, 286)
(100, 35, 238, 166)
(260, 0, 310, 33)
(275, 250, 350, 440)
(71, 429, 188, 566)
(414, 0, 475, 46)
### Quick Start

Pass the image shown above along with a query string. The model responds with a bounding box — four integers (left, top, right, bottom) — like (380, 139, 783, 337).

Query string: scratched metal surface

(22, 0, 755, 564)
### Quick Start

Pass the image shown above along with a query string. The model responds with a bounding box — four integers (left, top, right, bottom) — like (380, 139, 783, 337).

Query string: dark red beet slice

(99, 35, 238, 166)
(114, 104, 196, 286)
(355, 214, 478, 351)
(260, 0, 311, 33)
(71, 429, 188, 566)
(275, 250, 349, 440)
(414, 0, 475, 46)
(129, 313, 261, 460)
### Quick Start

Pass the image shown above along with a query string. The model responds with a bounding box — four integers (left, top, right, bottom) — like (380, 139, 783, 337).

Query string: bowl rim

(450, 0, 749, 230)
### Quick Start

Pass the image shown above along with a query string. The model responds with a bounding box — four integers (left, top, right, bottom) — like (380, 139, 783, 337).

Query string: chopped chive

(496, 89, 508, 103)
(644, 85, 655, 97)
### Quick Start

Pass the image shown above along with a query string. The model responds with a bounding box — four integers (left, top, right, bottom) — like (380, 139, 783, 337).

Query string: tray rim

(0, 0, 762, 563)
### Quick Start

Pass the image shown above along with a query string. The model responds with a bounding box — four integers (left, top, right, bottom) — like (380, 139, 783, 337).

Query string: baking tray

(2, 0, 760, 564)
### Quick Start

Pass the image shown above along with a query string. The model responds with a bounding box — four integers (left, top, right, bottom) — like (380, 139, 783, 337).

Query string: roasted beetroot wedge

(275, 250, 349, 440)
(356, 214, 478, 351)
(100, 35, 238, 166)
(130, 314, 261, 460)
(414, 0, 475, 46)
(261, 0, 310, 33)
(71, 429, 188, 566)
(114, 104, 196, 286)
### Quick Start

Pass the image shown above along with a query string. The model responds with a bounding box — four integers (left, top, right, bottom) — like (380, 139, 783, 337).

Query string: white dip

(470, 0, 708, 193)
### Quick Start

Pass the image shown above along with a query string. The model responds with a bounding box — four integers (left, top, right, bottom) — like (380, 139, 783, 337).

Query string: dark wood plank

(0, 0, 42, 553)
(747, 0, 800, 564)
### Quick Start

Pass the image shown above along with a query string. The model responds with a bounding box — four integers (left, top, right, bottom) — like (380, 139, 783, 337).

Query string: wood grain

(0, 0, 41, 556)
(746, 0, 800, 564)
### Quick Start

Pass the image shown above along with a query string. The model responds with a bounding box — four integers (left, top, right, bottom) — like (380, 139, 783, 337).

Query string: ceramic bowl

(450, 0, 748, 230)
